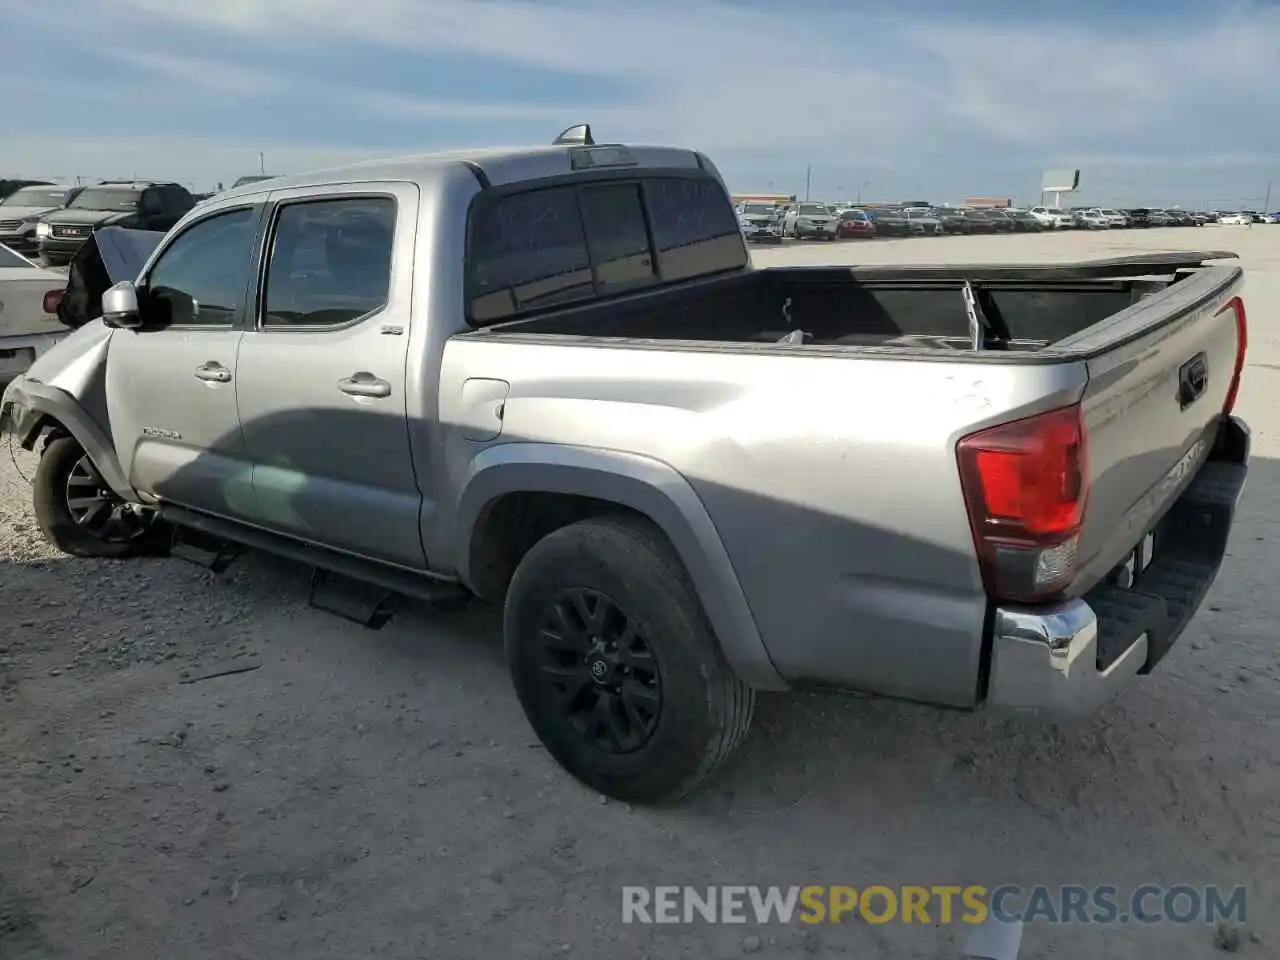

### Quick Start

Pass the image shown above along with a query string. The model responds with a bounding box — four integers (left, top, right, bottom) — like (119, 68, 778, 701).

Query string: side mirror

(102, 281, 142, 329)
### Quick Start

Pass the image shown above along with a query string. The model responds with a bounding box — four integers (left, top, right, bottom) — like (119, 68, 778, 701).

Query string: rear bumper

(986, 415, 1249, 718)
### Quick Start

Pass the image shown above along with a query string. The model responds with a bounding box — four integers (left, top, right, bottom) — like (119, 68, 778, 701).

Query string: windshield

(798, 203, 828, 215)
(1, 186, 70, 208)
(741, 204, 775, 215)
(232, 175, 272, 188)
(839, 210, 866, 220)
(69, 188, 142, 212)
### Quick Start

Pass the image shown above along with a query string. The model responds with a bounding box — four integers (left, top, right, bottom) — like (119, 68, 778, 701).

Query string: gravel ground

(2, 226, 1278, 959)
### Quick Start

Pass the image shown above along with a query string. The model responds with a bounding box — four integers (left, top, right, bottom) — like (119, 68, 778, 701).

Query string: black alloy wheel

(536, 588, 662, 754)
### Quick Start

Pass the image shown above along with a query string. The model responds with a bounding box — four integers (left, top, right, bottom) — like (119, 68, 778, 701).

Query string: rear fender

(454, 443, 787, 691)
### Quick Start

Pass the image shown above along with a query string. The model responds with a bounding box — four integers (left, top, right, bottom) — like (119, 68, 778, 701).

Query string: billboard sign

(1041, 169, 1081, 192)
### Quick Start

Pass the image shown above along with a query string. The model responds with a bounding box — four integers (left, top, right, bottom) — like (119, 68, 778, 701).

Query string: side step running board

(170, 526, 243, 573)
(158, 505, 473, 628)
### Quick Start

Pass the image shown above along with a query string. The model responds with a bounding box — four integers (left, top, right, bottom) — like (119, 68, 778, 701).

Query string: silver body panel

(0, 140, 1248, 711)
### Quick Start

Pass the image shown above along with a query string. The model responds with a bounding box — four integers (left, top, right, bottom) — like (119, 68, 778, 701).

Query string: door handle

(194, 362, 232, 383)
(338, 373, 392, 399)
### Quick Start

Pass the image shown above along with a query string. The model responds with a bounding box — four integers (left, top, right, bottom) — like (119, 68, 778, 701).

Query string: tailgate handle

(1178, 352, 1209, 409)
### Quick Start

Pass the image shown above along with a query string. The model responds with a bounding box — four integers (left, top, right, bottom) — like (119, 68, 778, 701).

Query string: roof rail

(553, 123, 594, 146)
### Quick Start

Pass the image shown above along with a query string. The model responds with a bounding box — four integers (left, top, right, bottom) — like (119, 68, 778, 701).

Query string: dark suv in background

(35, 180, 194, 265)
(1125, 208, 1151, 227)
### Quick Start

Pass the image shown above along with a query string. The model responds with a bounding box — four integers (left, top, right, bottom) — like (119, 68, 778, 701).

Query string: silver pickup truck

(1, 125, 1251, 803)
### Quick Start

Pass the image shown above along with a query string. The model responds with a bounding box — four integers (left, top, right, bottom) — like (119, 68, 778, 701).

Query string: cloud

(4, 0, 1279, 202)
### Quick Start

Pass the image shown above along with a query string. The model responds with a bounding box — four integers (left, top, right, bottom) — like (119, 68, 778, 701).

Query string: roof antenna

(553, 123, 594, 146)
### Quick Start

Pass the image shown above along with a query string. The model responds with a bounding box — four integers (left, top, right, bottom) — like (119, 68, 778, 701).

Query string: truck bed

(446, 249, 1246, 704)
(478, 251, 1239, 356)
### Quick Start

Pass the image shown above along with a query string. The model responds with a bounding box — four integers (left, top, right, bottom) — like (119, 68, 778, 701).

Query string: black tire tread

(505, 515, 755, 804)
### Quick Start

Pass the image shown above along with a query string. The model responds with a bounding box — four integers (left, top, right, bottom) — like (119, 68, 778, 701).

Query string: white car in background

(0, 244, 68, 386)
(1028, 206, 1075, 229)
(1262, 212, 1280, 224)
(782, 201, 838, 240)
(735, 202, 784, 243)
(1078, 210, 1111, 229)
(1218, 213, 1252, 225)
(1096, 208, 1129, 227)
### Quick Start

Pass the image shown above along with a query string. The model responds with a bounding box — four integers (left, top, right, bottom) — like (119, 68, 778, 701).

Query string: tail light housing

(42, 289, 64, 314)
(1218, 296, 1247, 415)
(957, 404, 1090, 603)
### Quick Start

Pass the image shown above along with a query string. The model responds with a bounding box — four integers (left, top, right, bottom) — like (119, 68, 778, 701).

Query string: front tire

(504, 516, 755, 804)
(33, 436, 169, 559)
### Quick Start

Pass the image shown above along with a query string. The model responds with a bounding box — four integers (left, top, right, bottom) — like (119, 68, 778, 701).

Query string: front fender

(1, 376, 134, 500)
(454, 443, 787, 691)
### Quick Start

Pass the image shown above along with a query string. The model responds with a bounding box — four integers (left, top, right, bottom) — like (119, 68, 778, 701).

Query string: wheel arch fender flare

(6, 379, 133, 499)
(453, 442, 787, 691)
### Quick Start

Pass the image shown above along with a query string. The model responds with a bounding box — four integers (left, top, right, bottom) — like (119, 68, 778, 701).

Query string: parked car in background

(1261, 212, 1280, 224)
(1147, 210, 1175, 227)
(935, 208, 972, 234)
(834, 208, 875, 239)
(863, 207, 910, 236)
(0, 243, 70, 386)
(1029, 207, 1074, 229)
(1078, 210, 1111, 230)
(903, 208, 944, 235)
(1003, 209, 1043, 232)
(1125, 208, 1152, 227)
(957, 209, 998, 234)
(0, 184, 82, 256)
(782, 201, 837, 240)
(970, 209, 1014, 233)
(35, 180, 195, 265)
(1218, 212, 1252, 225)
(736, 202, 783, 243)
(0, 179, 54, 201)
(1095, 208, 1129, 228)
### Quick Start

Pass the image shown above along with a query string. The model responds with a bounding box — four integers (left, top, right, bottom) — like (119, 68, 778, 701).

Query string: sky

(3, 0, 1278, 208)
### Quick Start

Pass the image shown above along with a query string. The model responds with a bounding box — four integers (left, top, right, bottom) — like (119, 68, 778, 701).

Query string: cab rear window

(467, 174, 747, 325)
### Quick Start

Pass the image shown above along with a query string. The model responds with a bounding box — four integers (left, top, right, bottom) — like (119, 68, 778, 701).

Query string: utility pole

(1264, 181, 1273, 214)
(805, 164, 811, 201)
(259, 152, 266, 175)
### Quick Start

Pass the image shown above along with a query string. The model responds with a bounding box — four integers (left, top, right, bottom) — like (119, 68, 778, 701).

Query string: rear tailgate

(1060, 258, 1247, 666)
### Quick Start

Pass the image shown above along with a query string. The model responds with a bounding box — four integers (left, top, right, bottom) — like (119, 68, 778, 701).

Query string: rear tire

(33, 436, 170, 559)
(504, 516, 755, 804)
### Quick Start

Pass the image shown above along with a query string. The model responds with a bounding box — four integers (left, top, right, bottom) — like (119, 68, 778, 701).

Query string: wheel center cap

(588, 656, 611, 684)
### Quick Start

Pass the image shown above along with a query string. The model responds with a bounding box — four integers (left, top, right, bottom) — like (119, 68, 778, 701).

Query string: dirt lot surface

(2, 226, 1278, 959)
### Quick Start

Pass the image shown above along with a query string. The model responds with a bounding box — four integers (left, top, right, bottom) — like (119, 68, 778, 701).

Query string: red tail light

(42, 289, 63, 314)
(1218, 296, 1247, 415)
(956, 404, 1090, 603)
